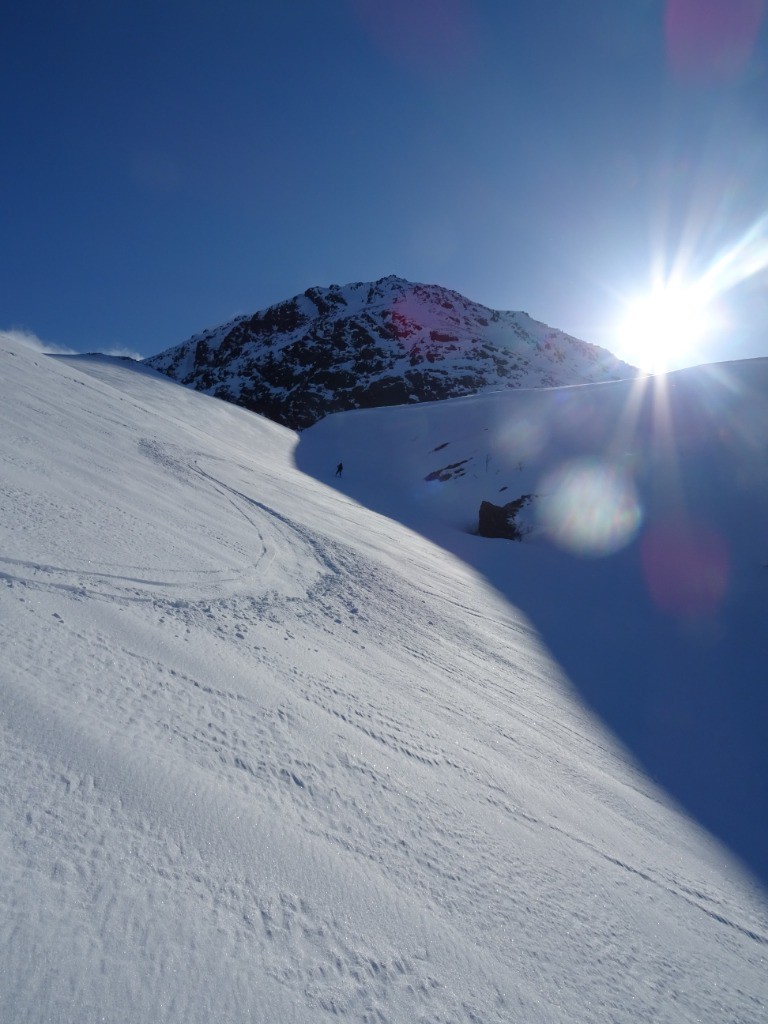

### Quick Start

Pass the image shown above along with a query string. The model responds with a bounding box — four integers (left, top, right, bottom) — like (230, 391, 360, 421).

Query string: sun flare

(618, 282, 714, 373)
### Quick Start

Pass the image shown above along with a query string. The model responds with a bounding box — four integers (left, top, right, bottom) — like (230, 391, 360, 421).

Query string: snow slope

(298, 362, 768, 886)
(1, 337, 766, 1023)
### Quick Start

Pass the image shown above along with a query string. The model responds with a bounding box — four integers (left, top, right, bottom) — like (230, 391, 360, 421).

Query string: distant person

(335, 462, 343, 477)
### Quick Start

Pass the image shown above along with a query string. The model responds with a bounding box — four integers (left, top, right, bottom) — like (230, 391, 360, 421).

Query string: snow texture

(1, 336, 766, 1023)
(298, 361, 768, 885)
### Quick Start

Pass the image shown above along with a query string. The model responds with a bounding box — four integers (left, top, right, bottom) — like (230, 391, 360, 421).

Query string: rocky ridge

(145, 275, 636, 428)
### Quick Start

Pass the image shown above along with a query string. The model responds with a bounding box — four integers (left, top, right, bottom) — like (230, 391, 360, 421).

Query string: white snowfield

(1, 336, 766, 1023)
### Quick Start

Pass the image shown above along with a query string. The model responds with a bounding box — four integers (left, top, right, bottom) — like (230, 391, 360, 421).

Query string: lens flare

(665, 0, 765, 83)
(641, 520, 729, 617)
(349, 0, 476, 78)
(537, 458, 643, 557)
(492, 412, 547, 463)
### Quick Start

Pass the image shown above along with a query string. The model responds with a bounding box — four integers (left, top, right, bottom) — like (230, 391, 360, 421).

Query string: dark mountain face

(145, 276, 637, 429)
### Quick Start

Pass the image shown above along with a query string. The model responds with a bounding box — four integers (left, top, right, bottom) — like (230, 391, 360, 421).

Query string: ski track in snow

(1, 342, 766, 1023)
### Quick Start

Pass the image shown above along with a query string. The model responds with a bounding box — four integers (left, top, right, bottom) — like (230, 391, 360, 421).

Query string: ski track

(4, 460, 765, 1021)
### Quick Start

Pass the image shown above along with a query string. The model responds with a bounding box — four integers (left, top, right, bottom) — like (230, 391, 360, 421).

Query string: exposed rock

(145, 276, 637, 429)
(477, 495, 533, 541)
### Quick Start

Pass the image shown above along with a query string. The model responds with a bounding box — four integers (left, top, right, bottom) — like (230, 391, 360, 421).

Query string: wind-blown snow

(1, 337, 766, 1023)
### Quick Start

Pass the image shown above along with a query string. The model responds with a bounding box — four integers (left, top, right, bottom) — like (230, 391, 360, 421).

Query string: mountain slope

(145, 275, 636, 427)
(0, 337, 765, 1023)
(297, 360, 768, 884)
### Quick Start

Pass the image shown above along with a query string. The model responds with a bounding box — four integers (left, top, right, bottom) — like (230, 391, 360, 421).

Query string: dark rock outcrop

(145, 276, 636, 429)
(478, 495, 533, 540)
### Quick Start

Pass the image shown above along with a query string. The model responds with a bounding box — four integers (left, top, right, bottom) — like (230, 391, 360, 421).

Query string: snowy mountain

(145, 275, 637, 428)
(1, 334, 766, 1023)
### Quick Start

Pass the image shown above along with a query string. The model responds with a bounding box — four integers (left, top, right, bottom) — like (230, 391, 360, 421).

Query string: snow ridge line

(547, 820, 768, 947)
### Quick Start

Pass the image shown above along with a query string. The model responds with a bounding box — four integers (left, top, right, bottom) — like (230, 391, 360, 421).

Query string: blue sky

(3, 1, 767, 369)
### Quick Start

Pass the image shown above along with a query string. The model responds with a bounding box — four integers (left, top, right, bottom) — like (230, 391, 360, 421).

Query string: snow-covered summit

(145, 276, 637, 428)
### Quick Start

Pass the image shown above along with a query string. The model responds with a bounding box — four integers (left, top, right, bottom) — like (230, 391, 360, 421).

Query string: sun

(617, 282, 714, 373)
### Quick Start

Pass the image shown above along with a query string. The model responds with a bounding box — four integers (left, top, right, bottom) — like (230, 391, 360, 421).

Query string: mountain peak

(145, 278, 636, 429)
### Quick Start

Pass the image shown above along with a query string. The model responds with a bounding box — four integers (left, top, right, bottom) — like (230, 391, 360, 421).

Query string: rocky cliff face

(145, 276, 636, 428)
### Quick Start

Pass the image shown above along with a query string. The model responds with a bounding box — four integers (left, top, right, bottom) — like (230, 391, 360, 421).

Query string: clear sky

(3, 1, 767, 371)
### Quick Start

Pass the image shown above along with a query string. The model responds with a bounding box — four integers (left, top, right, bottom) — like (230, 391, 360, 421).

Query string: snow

(1, 336, 766, 1023)
(298, 363, 768, 883)
(145, 276, 635, 428)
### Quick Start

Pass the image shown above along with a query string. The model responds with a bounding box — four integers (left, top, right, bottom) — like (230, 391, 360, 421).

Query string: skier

(335, 462, 343, 477)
